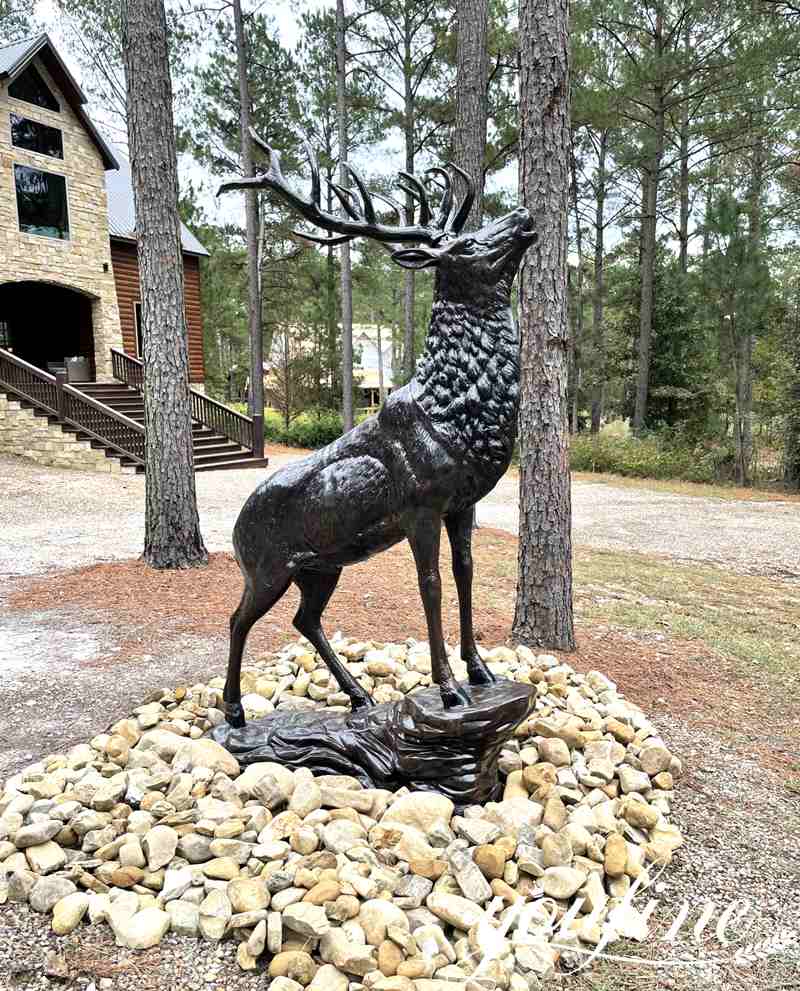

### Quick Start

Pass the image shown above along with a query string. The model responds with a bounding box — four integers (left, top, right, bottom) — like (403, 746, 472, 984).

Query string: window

(8, 65, 59, 112)
(0, 320, 9, 348)
(135, 302, 143, 357)
(10, 113, 63, 159)
(14, 164, 69, 240)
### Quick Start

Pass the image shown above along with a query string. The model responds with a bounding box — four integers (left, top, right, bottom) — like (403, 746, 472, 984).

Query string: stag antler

(217, 129, 475, 248)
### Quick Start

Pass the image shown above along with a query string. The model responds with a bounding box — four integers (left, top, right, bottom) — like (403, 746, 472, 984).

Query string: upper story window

(10, 113, 63, 159)
(8, 64, 60, 112)
(14, 164, 70, 240)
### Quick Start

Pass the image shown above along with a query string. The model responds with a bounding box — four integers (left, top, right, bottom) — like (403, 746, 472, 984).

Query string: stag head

(219, 129, 536, 299)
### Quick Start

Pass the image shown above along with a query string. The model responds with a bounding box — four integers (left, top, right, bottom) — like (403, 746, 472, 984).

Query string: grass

(572, 471, 800, 503)
(479, 542, 800, 682)
(570, 547, 800, 681)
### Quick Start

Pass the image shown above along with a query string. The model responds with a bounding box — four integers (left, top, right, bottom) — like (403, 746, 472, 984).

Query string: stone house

(0, 33, 208, 386)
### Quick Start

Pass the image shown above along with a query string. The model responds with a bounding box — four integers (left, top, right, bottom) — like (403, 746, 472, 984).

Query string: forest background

(6, 0, 800, 489)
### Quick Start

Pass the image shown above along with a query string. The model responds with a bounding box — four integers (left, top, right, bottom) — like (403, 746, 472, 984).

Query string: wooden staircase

(78, 382, 268, 473)
(0, 346, 268, 475)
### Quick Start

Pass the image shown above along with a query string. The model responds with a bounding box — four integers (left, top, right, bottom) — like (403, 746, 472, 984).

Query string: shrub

(569, 428, 733, 484)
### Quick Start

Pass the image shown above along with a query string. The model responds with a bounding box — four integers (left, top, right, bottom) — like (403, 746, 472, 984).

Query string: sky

(31, 0, 519, 233)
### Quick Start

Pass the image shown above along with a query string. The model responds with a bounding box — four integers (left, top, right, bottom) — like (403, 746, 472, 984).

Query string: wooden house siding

(110, 240, 205, 383)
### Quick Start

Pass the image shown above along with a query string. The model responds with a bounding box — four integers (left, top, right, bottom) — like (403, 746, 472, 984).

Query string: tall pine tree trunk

(122, 0, 207, 569)
(590, 130, 607, 434)
(785, 279, 800, 490)
(513, 0, 575, 651)
(632, 11, 664, 435)
(402, 6, 416, 384)
(336, 0, 354, 432)
(454, 0, 488, 231)
(232, 0, 263, 456)
(569, 141, 582, 434)
(678, 111, 690, 275)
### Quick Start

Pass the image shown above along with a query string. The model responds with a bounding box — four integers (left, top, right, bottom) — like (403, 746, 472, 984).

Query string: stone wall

(0, 57, 123, 380)
(0, 392, 134, 474)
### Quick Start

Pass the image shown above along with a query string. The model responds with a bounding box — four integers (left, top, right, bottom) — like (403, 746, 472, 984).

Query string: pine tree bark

(453, 0, 488, 232)
(402, 2, 416, 383)
(232, 0, 264, 455)
(337, 0, 355, 432)
(513, 0, 575, 651)
(122, 0, 207, 569)
(569, 142, 582, 435)
(590, 130, 607, 434)
(632, 10, 664, 435)
(785, 281, 800, 490)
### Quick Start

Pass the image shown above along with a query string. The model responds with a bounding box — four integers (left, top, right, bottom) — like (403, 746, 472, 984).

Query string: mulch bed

(7, 528, 795, 778)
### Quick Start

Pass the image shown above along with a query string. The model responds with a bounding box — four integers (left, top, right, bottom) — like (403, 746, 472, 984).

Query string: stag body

(220, 141, 534, 725)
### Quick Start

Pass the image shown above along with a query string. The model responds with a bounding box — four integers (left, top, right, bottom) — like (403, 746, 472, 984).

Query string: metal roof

(105, 157, 209, 257)
(0, 36, 41, 76)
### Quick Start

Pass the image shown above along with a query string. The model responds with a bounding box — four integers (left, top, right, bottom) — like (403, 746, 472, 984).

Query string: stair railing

(0, 347, 145, 466)
(110, 347, 261, 456)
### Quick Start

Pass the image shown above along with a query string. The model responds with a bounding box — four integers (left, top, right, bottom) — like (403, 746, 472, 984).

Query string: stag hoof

(466, 658, 497, 685)
(441, 682, 472, 709)
(224, 701, 246, 729)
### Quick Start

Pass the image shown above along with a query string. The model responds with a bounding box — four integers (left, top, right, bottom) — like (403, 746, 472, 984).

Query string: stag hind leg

(293, 569, 375, 710)
(445, 507, 497, 686)
(225, 577, 291, 728)
(408, 511, 471, 709)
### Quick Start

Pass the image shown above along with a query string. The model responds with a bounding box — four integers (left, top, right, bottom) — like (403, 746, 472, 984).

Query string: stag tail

(217, 129, 475, 249)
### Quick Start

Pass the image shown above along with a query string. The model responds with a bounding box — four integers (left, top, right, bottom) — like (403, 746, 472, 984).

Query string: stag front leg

(445, 507, 496, 686)
(408, 512, 471, 709)
(225, 578, 291, 728)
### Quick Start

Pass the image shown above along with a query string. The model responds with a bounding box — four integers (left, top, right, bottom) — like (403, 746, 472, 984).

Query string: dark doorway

(0, 282, 94, 378)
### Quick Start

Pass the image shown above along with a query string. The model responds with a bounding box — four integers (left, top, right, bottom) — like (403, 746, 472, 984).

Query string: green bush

(261, 408, 373, 449)
(569, 430, 734, 484)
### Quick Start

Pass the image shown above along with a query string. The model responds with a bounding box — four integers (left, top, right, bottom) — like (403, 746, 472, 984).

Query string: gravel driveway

(480, 473, 800, 577)
(2, 453, 798, 581)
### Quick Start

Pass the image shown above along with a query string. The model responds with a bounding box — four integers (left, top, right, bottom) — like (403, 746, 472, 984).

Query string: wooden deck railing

(0, 347, 145, 466)
(0, 348, 60, 415)
(110, 347, 261, 456)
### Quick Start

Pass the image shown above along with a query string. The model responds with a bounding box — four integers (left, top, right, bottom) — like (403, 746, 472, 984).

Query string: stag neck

(410, 293, 520, 470)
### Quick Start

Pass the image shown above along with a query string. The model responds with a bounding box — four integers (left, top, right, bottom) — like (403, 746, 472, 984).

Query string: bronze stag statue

(218, 133, 536, 728)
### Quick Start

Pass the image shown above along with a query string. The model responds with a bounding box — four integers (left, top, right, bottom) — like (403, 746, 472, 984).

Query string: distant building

(352, 324, 397, 408)
(261, 322, 399, 411)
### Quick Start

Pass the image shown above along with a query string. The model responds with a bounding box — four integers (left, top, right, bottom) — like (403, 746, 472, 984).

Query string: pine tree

(513, 0, 575, 649)
(122, 0, 207, 569)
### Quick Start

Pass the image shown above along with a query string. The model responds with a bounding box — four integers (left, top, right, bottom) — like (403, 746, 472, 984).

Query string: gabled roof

(105, 157, 209, 258)
(1, 35, 208, 258)
(0, 33, 118, 170)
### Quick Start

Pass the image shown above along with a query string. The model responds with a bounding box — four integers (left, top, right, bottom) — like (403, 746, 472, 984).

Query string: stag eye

(461, 238, 476, 252)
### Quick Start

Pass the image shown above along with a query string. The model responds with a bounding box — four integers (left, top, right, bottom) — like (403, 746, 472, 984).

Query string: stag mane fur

(413, 293, 520, 473)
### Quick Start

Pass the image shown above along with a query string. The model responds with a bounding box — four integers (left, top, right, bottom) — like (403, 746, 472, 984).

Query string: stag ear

(390, 247, 441, 270)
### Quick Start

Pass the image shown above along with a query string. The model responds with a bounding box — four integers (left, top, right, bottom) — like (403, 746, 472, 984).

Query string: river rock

(358, 899, 409, 945)
(52, 892, 90, 935)
(29, 876, 77, 913)
(25, 841, 66, 875)
(426, 891, 484, 931)
(13, 819, 62, 848)
(199, 889, 232, 940)
(172, 739, 240, 777)
(541, 866, 587, 900)
(142, 825, 178, 870)
(115, 907, 171, 949)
